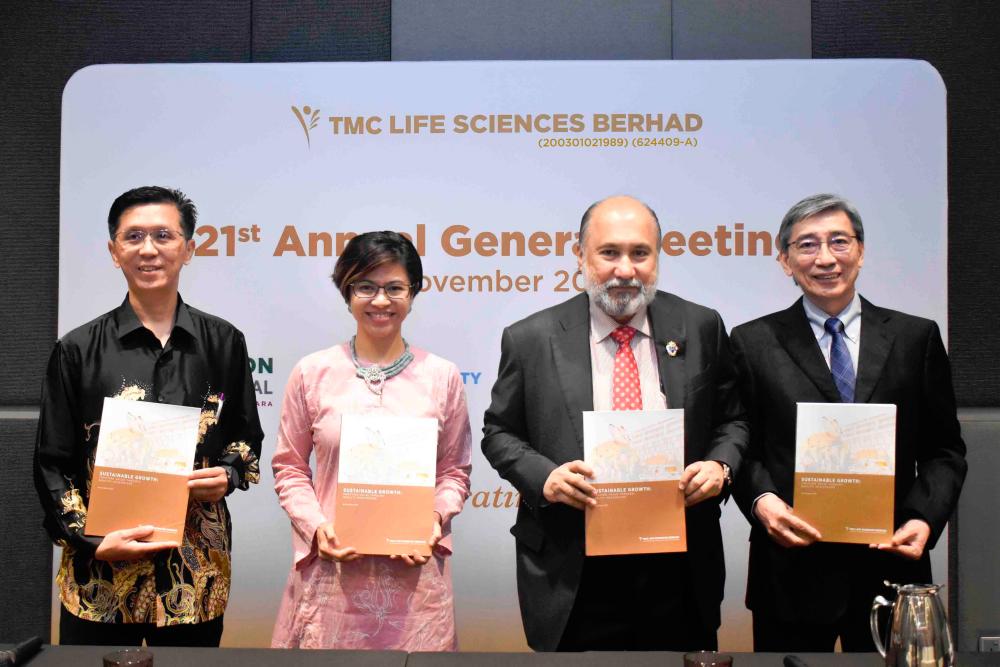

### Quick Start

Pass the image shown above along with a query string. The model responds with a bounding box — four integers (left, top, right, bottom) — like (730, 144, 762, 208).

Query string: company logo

(291, 105, 321, 148)
(287, 107, 705, 151)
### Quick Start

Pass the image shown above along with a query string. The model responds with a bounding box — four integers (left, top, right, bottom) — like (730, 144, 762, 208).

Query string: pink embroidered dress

(271, 344, 472, 650)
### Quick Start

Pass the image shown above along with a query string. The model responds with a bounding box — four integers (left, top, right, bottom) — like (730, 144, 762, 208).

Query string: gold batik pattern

(224, 441, 261, 486)
(59, 488, 88, 537)
(198, 394, 222, 442)
(57, 497, 233, 626)
(58, 385, 237, 626)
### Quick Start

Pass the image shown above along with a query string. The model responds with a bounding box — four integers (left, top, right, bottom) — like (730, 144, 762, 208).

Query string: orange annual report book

(793, 402, 897, 544)
(583, 409, 686, 556)
(335, 414, 438, 556)
(84, 397, 202, 544)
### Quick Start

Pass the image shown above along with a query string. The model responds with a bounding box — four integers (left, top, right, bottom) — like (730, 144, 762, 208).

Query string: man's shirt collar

(589, 298, 651, 343)
(802, 292, 862, 344)
(172, 296, 197, 338)
(113, 296, 145, 339)
(113, 294, 197, 343)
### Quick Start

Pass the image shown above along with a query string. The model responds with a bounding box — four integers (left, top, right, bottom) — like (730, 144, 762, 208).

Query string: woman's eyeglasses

(350, 281, 414, 300)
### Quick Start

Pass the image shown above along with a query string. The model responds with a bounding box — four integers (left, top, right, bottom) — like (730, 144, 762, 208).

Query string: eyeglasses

(787, 235, 858, 256)
(350, 281, 414, 300)
(115, 228, 185, 248)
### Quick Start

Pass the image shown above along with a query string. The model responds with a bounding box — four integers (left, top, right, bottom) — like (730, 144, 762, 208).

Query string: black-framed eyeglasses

(115, 228, 185, 248)
(350, 281, 414, 300)
(788, 235, 858, 256)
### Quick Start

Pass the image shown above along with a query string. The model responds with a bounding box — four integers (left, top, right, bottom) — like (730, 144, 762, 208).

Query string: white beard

(582, 267, 657, 319)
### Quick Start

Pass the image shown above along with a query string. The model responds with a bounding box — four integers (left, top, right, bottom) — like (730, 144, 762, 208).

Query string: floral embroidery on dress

(348, 561, 406, 642)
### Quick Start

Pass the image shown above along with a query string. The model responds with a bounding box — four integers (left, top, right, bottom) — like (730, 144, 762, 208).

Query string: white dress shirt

(588, 300, 668, 412)
(802, 292, 862, 372)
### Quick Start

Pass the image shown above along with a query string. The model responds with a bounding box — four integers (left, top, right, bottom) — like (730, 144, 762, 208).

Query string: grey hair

(778, 193, 864, 251)
(579, 195, 662, 247)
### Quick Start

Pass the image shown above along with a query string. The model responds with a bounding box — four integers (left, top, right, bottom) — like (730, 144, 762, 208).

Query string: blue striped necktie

(824, 317, 855, 403)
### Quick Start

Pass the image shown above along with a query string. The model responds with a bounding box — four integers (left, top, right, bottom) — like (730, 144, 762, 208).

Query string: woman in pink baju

(271, 232, 472, 650)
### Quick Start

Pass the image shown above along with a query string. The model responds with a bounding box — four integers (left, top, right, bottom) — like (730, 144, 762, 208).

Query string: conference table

(7, 646, 998, 667)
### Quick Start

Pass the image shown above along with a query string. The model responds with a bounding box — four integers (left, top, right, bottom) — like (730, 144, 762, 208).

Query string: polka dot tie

(610, 325, 643, 411)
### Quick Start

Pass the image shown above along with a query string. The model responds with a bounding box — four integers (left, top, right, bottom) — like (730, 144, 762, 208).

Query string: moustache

(601, 278, 644, 290)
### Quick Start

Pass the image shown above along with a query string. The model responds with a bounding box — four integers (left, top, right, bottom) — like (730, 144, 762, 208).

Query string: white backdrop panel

(58, 60, 947, 650)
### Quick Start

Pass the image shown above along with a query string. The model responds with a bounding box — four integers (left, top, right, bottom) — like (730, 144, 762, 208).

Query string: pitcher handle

(870, 594, 892, 658)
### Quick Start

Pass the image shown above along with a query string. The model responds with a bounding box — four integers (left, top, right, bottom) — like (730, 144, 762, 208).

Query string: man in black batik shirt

(34, 186, 264, 646)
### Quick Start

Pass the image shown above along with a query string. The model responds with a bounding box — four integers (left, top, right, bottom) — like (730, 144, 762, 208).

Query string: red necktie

(610, 325, 642, 411)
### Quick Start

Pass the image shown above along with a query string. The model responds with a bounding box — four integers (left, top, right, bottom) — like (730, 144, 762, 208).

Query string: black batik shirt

(34, 295, 264, 626)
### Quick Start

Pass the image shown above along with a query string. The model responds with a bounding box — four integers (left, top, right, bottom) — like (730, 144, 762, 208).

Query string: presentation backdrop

(58, 61, 947, 650)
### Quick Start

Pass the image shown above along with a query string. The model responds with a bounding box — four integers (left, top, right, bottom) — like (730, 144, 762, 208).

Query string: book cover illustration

(794, 402, 897, 543)
(583, 409, 686, 556)
(85, 397, 202, 543)
(336, 414, 438, 556)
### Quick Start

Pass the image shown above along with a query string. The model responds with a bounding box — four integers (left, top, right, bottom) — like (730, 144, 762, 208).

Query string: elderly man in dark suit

(730, 193, 967, 652)
(482, 195, 748, 651)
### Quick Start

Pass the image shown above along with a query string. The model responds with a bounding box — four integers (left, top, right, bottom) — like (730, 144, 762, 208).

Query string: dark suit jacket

(731, 297, 967, 623)
(482, 291, 748, 651)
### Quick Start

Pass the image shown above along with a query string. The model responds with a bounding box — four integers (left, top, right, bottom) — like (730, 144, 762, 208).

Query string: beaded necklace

(350, 336, 413, 396)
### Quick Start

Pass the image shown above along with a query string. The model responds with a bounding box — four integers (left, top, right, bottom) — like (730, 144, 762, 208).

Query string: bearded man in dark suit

(730, 193, 967, 651)
(482, 195, 748, 651)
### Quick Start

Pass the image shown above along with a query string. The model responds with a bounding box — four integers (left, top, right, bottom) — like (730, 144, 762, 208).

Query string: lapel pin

(665, 341, 679, 357)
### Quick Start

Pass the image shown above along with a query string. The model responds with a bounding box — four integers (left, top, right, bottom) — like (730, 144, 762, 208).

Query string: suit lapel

(648, 293, 687, 409)
(774, 299, 842, 403)
(854, 297, 893, 403)
(551, 294, 593, 450)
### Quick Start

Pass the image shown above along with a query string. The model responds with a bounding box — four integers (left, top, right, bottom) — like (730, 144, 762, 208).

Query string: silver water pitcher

(870, 582, 954, 667)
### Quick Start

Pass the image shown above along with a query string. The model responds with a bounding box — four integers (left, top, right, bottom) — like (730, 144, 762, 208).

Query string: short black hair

(331, 231, 423, 303)
(107, 186, 197, 240)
